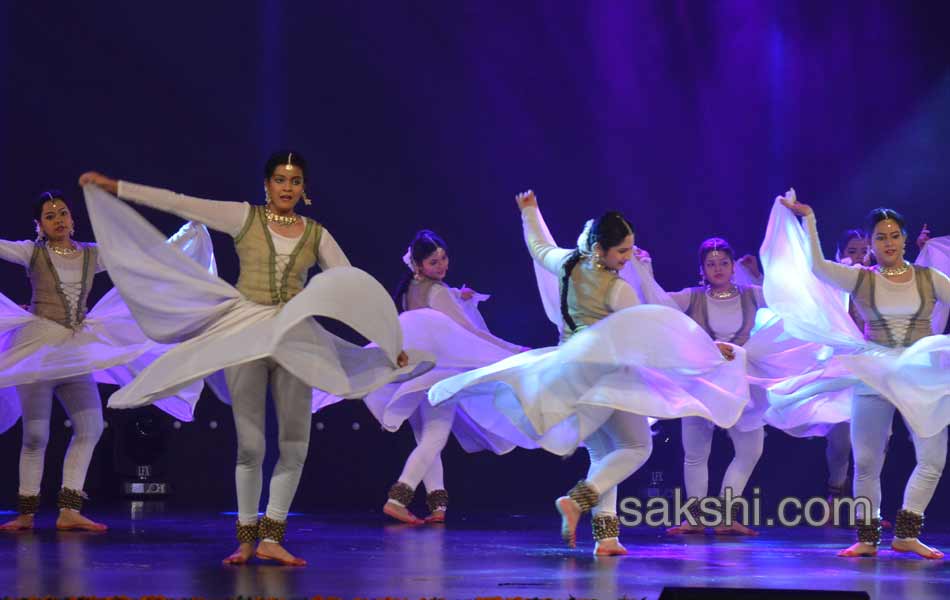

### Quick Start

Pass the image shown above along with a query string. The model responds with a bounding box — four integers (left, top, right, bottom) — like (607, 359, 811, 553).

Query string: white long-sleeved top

(521, 205, 640, 312)
(668, 286, 766, 343)
(0, 240, 107, 322)
(804, 213, 950, 342)
(117, 181, 351, 280)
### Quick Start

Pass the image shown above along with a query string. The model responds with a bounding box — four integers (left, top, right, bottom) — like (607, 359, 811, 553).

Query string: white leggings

(226, 359, 312, 526)
(682, 417, 764, 500)
(16, 374, 104, 497)
(584, 411, 653, 516)
(851, 394, 947, 518)
(825, 421, 851, 490)
(397, 397, 454, 492)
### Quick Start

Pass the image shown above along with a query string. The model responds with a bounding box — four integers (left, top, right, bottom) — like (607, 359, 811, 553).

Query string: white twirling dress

(760, 199, 950, 438)
(428, 206, 750, 456)
(0, 221, 215, 432)
(82, 185, 433, 415)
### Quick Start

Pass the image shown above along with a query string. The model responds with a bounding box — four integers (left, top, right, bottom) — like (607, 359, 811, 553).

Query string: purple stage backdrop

(1, 1, 949, 519)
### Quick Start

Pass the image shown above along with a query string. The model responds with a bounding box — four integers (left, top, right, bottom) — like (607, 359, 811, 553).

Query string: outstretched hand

(78, 172, 119, 195)
(516, 190, 537, 210)
(716, 342, 736, 361)
(737, 254, 761, 278)
(777, 188, 812, 217)
(917, 224, 931, 250)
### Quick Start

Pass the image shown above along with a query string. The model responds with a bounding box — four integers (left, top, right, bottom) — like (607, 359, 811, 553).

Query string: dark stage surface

(1, 507, 948, 599)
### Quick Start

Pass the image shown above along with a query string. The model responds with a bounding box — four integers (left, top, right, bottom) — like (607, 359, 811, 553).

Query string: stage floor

(1, 507, 948, 599)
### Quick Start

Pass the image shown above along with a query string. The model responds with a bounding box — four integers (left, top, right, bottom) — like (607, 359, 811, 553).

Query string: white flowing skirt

(761, 199, 950, 438)
(343, 309, 534, 453)
(429, 304, 750, 456)
(82, 185, 434, 417)
(0, 222, 214, 432)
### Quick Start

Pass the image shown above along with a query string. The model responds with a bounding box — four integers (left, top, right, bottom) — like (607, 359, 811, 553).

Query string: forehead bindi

(874, 219, 902, 236)
(42, 201, 68, 217)
(272, 166, 304, 180)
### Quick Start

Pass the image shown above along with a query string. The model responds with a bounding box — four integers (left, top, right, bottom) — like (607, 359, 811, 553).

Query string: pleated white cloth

(82, 185, 434, 417)
(0, 221, 214, 432)
(761, 199, 950, 438)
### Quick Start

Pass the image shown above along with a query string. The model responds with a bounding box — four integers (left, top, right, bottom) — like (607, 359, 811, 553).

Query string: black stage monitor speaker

(659, 588, 870, 599)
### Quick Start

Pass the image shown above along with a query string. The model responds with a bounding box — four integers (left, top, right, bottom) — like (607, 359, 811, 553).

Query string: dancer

(765, 190, 950, 559)
(0, 191, 211, 532)
(430, 190, 749, 555)
(78, 151, 430, 567)
(655, 238, 767, 536)
(371, 229, 528, 524)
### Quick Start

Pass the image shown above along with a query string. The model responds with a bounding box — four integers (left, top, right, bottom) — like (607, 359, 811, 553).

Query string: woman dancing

(430, 190, 748, 555)
(78, 151, 430, 566)
(370, 229, 528, 524)
(0, 191, 211, 532)
(764, 190, 950, 559)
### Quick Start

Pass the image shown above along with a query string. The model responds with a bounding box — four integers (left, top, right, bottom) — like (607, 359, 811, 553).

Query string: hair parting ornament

(280, 152, 311, 206)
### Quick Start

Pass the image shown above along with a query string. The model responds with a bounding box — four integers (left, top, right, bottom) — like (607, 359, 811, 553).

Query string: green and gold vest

(233, 205, 324, 305)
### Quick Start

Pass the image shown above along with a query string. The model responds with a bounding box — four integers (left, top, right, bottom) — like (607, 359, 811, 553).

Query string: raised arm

(516, 190, 573, 275)
(0, 240, 35, 267)
(79, 172, 248, 237)
(778, 190, 859, 293)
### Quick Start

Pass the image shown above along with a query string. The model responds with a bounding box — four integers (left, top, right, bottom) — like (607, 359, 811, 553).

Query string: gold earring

(302, 191, 312, 206)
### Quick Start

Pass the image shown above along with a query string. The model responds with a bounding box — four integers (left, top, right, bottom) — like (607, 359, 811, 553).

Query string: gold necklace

(48, 243, 79, 256)
(707, 285, 738, 299)
(264, 205, 299, 226)
(876, 261, 911, 277)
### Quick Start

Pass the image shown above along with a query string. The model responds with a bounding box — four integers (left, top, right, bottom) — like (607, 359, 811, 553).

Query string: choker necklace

(264, 205, 299, 226)
(707, 285, 738, 300)
(49, 243, 79, 256)
(876, 261, 911, 277)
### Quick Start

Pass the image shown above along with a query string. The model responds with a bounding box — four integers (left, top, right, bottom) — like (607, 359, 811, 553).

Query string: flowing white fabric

(0, 222, 214, 432)
(917, 235, 950, 334)
(617, 262, 829, 432)
(364, 309, 535, 453)
(315, 279, 533, 453)
(429, 303, 750, 456)
(83, 185, 434, 416)
(760, 199, 950, 438)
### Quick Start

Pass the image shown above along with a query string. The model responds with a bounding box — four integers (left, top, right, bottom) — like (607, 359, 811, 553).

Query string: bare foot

(222, 542, 255, 565)
(667, 520, 705, 535)
(555, 496, 581, 548)
(55, 511, 107, 532)
(425, 509, 446, 524)
(383, 502, 424, 525)
(838, 542, 878, 557)
(714, 522, 758, 536)
(594, 538, 628, 556)
(0, 514, 34, 531)
(892, 538, 944, 559)
(255, 540, 306, 566)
